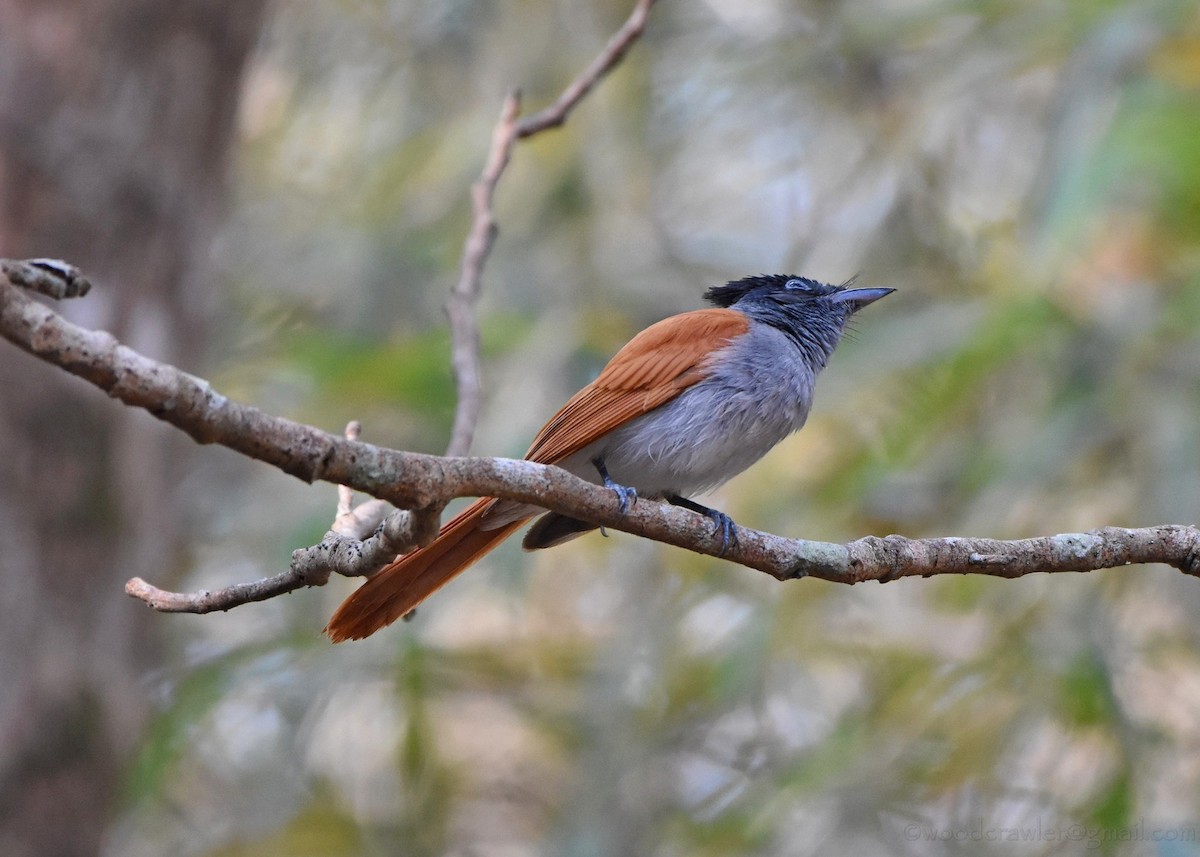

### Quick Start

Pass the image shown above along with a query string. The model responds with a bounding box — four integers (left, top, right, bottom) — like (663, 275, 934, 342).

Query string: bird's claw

(707, 509, 739, 556)
(609, 483, 638, 515)
(664, 493, 739, 556)
(593, 456, 637, 515)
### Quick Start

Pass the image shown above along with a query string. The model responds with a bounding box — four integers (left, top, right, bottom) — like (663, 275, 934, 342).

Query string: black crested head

(703, 274, 839, 308)
(703, 273, 895, 369)
(703, 273, 892, 315)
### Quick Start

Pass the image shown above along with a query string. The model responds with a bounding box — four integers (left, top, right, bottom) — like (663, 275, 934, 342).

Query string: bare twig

(126, 505, 446, 616)
(445, 93, 522, 457)
(336, 421, 363, 519)
(442, 0, 657, 456)
(124, 502, 437, 614)
(126, 567, 327, 613)
(516, 0, 657, 138)
(4, 267, 1199, 618)
(331, 420, 392, 534)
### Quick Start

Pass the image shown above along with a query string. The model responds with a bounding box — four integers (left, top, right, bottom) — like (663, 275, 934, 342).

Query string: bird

(325, 274, 893, 641)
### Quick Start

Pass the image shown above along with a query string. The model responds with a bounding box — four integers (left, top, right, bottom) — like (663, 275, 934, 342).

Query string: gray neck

(738, 299, 847, 372)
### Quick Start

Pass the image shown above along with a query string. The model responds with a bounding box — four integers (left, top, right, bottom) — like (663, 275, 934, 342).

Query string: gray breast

(564, 324, 817, 497)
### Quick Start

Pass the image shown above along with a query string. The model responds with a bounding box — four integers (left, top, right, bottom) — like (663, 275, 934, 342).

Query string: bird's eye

(784, 278, 814, 292)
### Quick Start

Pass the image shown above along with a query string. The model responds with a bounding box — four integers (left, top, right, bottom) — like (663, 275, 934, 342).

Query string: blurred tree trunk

(0, 3, 267, 855)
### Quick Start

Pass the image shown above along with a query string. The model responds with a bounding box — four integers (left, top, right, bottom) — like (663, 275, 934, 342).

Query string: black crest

(703, 274, 836, 308)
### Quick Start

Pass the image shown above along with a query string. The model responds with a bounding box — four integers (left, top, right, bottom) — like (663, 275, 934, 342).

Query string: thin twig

(516, 0, 657, 138)
(4, 268, 1199, 617)
(444, 92, 522, 457)
(336, 421, 362, 519)
(125, 506, 446, 615)
(442, 0, 657, 456)
(126, 569, 324, 613)
(331, 421, 392, 534)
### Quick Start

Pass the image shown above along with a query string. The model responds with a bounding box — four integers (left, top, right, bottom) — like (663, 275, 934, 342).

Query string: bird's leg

(665, 494, 739, 555)
(592, 456, 638, 514)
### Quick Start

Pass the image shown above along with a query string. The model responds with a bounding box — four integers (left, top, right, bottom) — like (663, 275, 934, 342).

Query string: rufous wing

(524, 307, 748, 463)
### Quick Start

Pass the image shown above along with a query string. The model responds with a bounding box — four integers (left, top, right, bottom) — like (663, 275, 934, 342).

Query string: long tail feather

(325, 499, 528, 642)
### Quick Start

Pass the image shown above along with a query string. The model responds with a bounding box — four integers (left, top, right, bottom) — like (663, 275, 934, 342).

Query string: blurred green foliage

(111, 1, 1200, 856)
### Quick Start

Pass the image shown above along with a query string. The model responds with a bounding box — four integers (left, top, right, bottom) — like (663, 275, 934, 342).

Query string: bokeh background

(2, 0, 1200, 855)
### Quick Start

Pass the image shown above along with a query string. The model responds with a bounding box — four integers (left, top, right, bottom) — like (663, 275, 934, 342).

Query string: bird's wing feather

(524, 308, 748, 464)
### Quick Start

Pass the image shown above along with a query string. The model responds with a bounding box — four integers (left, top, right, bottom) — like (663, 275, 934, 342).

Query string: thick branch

(4, 266, 1199, 617)
(443, 0, 657, 456)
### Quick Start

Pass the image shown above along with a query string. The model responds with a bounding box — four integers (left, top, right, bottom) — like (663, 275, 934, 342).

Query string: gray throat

(739, 299, 846, 373)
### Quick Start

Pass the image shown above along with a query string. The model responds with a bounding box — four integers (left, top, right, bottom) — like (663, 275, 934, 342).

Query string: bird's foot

(666, 494, 739, 556)
(592, 457, 638, 514)
(607, 482, 639, 515)
(708, 510, 740, 555)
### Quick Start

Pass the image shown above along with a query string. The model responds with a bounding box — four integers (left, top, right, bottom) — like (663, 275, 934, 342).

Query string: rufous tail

(324, 498, 528, 642)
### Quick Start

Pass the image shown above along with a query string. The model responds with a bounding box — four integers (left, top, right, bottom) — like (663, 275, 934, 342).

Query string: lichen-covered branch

(831, 527, 1200, 584)
(443, 0, 658, 457)
(3, 264, 1198, 617)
